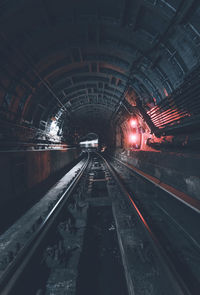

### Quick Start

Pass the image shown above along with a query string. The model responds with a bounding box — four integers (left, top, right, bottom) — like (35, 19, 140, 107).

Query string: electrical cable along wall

(147, 66, 200, 134)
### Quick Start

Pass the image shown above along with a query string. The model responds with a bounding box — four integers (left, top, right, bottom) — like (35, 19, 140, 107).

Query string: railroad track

(105, 154, 200, 295)
(0, 153, 90, 295)
(0, 152, 198, 295)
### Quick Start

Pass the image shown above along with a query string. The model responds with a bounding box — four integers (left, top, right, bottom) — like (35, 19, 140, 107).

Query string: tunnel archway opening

(79, 132, 99, 150)
(80, 132, 99, 142)
(0, 0, 200, 152)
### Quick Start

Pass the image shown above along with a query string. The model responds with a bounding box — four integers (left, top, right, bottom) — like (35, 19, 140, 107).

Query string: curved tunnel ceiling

(0, 0, 200, 142)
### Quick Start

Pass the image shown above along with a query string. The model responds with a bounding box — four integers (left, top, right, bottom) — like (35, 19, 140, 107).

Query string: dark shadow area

(76, 206, 128, 295)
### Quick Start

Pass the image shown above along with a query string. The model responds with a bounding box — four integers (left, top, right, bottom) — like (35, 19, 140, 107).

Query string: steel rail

(97, 152, 191, 295)
(0, 153, 90, 295)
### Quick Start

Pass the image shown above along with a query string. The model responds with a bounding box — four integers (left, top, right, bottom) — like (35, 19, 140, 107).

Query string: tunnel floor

(0, 153, 200, 295)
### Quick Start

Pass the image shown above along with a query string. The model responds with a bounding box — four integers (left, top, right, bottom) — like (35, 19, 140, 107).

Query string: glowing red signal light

(130, 119, 137, 127)
(129, 133, 137, 143)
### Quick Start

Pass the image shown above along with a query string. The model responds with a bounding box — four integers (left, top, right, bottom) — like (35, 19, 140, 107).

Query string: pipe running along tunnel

(0, 0, 200, 294)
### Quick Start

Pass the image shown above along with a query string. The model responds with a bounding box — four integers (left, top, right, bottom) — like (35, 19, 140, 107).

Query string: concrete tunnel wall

(0, 148, 80, 206)
(115, 148, 200, 201)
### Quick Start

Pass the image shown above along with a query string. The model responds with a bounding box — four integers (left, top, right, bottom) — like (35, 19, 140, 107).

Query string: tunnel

(0, 0, 200, 294)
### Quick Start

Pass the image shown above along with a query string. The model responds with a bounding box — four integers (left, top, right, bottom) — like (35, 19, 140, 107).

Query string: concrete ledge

(0, 148, 80, 204)
(115, 149, 200, 201)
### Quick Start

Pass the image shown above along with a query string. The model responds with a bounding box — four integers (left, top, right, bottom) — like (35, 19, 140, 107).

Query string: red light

(130, 119, 137, 127)
(163, 88, 168, 97)
(129, 133, 137, 143)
